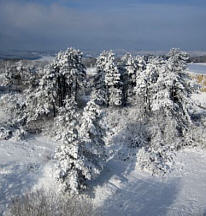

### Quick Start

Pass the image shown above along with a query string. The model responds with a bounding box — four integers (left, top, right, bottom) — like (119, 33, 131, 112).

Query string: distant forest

(190, 55, 206, 63)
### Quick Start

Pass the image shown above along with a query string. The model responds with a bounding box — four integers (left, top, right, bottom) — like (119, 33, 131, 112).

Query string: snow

(0, 136, 57, 214)
(86, 67, 97, 76)
(1, 62, 206, 214)
(169, 149, 206, 215)
(93, 148, 206, 216)
(33, 55, 55, 62)
(192, 92, 206, 108)
(187, 63, 206, 75)
(1, 132, 206, 215)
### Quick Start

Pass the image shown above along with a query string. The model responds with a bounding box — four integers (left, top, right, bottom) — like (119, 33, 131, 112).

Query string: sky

(0, 0, 206, 52)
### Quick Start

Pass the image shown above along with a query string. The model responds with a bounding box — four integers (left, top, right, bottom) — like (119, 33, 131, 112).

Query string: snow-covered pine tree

(79, 99, 106, 180)
(24, 48, 86, 123)
(134, 51, 198, 174)
(92, 51, 108, 105)
(26, 65, 55, 119)
(54, 96, 79, 141)
(135, 56, 160, 114)
(54, 96, 82, 193)
(167, 48, 189, 73)
(105, 51, 123, 106)
(4, 61, 23, 88)
(150, 50, 196, 130)
(100, 51, 123, 106)
(55, 128, 84, 193)
(119, 53, 138, 105)
(130, 55, 147, 107)
(135, 51, 195, 124)
(136, 55, 147, 76)
(53, 48, 86, 104)
(136, 50, 197, 151)
(4, 61, 36, 92)
(55, 98, 106, 194)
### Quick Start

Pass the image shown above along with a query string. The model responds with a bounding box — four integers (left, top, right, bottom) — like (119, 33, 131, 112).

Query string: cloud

(0, 0, 206, 51)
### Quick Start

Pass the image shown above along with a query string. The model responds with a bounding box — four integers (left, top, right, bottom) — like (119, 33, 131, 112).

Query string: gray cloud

(0, 0, 206, 51)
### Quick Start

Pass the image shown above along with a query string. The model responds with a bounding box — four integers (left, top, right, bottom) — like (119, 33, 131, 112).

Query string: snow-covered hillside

(1, 91, 206, 215)
(94, 148, 206, 216)
(1, 48, 206, 216)
(0, 136, 57, 214)
(1, 126, 206, 215)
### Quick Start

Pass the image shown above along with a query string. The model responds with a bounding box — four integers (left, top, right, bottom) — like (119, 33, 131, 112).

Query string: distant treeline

(190, 55, 206, 63)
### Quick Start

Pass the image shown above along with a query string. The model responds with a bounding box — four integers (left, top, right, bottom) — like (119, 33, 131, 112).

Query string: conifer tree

(52, 48, 86, 104)
(79, 99, 106, 178)
(95, 51, 123, 106)
(24, 48, 86, 121)
(135, 57, 160, 114)
(55, 99, 106, 193)
(54, 96, 79, 141)
(135, 50, 197, 136)
(150, 50, 196, 128)
(92, 51, 108, 105)
(120, 53, 139, 105)
(167, 48, 189, 72)
(104, 51, 123, 106)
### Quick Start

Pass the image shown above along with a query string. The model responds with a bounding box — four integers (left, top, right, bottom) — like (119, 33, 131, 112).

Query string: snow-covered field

(33, 55, 55, 62)
(187, 63, 206, 75)
(1, 93, 206, 215)
(1, 133, 206, 215)
(0, 136, 57, 214)
(94, 148, 206, 216)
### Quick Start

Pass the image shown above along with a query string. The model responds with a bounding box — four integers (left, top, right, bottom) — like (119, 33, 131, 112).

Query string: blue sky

(0, 0, 206, 52)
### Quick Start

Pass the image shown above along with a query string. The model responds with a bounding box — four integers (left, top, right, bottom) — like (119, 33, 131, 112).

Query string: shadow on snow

(90, 122, 181, 216)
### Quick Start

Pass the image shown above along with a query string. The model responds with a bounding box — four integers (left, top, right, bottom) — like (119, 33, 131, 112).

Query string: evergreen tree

(54, 96, 79, 141)
(52, 48, 86, 105)
(150, 52, 197, 130)
(55, 99, 106, 194)
(95, 51, 123, 106)
(4, 61, 24, 88)
(135, 57, 160, 114)
(104, 51, 123, 106)
(120, 53, 139, 105)
(24, 48, 86, 121)
(135, 55, 147, 78)
(92, 51, 108, 105)
(135, 51, 198, 174)
(55, 128, 84, 193)
(79, 99, 106, 178)
(24, 65, 57, 122)
(135, 50, 197, 141)
(4, 61, 37, 91)
(133, 55, 148, 108)
(167, 48, 189, 72)
(54, 96, 82, 193)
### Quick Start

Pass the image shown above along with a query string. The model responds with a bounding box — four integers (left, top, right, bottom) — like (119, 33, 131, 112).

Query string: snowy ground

(1, 136, 206, 215)
(0, 136, 57, 214)
(192, 92, 206, 108)
(93, 148, 206, 216)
